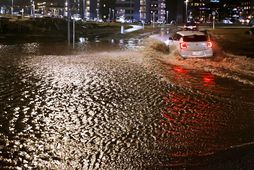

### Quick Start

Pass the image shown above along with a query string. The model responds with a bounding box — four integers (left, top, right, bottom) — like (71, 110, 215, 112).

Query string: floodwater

(0, 35, 254, 169)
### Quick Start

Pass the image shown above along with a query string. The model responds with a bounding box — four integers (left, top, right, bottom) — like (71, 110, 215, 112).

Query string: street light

(139, 9, 141, 20)
(83, 0, 86, 19)
(166, 10, 169, 24)
(112, 9, 115, 21)
(153, 11, 155, 28)
(30, 0, 35, 17)
(67, 0, 70, 45)
(185, 0, 189, 22)
(108, 8, 111, 22)
(96, 8, 99, 21)
(139, 10, 144, 29)
(11, 0, 14, 15)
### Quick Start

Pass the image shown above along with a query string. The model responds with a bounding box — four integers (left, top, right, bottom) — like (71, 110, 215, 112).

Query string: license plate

(192, 51, 203, 56)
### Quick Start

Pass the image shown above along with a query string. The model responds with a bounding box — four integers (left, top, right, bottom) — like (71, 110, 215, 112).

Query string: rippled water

(0, 39, 254, 169)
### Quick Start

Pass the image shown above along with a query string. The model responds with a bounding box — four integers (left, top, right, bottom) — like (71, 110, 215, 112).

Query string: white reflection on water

(79, 37, 88, 43)
(0, 44, 6, 49)
(22, 43, 40, 54)
(118, 38, 144, 50)
(94, 37, 101, 43)
(76, 37, 144, 52)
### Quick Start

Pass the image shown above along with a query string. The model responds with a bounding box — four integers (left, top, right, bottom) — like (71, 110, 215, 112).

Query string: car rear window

(185, 22, 196, 26)
(183, 35, 208, 42)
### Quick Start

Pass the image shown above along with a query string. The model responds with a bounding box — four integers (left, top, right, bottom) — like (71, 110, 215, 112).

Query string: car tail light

(180, 42, 187, 49)
(207, 41, 212, 48)
(179, 38, 187, 49)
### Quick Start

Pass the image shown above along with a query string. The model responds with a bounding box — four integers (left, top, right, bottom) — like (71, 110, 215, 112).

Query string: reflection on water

(119, 38, 143, 50)
(157, 85, 254, 166)
(0, 36, 144, 57)
(75, 36, 144, 52)
(161, 63, 254, 103)
(203, 73, 215, 87)
(169, 65, 217, 93)
(0, 52, 169, 169)
(151, 58, 254, 166)
(160, 90, 224, 156)
(78, 37, 88, 44)
(1, 36, 254, 169)
(22, 43, 40, 54)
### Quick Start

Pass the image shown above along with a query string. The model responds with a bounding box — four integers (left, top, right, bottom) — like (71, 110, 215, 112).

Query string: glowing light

(207, 41, 212, 48)
(180, 38, 187, 49)
(203, 73, 215, 86)
(180, 42, 187, 49)
(173, 66, 188, 74)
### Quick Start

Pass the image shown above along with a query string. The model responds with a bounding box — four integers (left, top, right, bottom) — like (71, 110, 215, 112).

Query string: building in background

(142, 0, 166, 23)
(71, 0, 97, 20)
(140, 0, 147, 21)
(115, 0, 139, 22)
(186, 0, 254, 23)
(207, 0, 220, 20)
(187, 0, 209, 23)
(218, 0, 254, 23)
(241, 0, 252, 17)
(35, 0, 98, 20)
(100, 0, 115, 21)
(115, 0, 166, 23)
(158, 0, 166, 22)
(149, 0, 159, 22)
(37, 1, 63, 17)
(149, 0, 166, 23)
(239, 0, 254, 22)
(0, 0, 252, 24)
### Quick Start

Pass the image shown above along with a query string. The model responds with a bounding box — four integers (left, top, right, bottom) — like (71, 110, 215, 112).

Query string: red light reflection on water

(158, 91, 225, 157)
(170, 65, 216, 90)
(171, 66, 191, 85)
(203, 73, 215, 87)
(173, 66, 188, 74)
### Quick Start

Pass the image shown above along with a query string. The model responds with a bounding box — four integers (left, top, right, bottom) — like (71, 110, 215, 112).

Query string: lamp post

(73, 19, 75, 48)
(185, 0, 189, 22)
(108, 8, 111, 22)
(166, 10, 169, 24)
(33, 1, 35, 17)
(11, 0, 13, 15)
(30, 0, 35, 17)
(112, 9, 115, 21)
(82, 0, 86, 19)
(67, 0, 70, 45)
(96, 8, 99, 21)
(153, 11, 155, 28)
(139, 10, 144, 29)
(139, 9, 142, 21)
(212, 11, 216, 30)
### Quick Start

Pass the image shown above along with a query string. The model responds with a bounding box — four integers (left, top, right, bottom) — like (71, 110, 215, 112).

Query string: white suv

(169, 31, 213, 58)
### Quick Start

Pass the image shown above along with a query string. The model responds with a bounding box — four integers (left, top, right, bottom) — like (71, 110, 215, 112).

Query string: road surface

(0, 31, 254, 169)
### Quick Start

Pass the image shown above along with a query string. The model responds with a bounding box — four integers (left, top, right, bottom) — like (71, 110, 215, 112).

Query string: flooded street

(0, 36, 254, 169)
